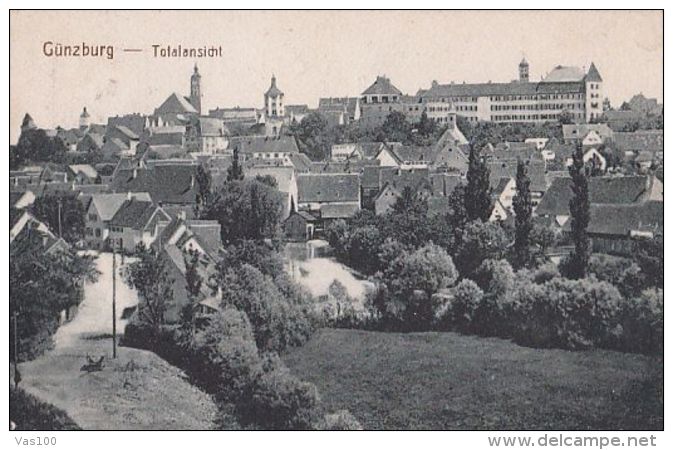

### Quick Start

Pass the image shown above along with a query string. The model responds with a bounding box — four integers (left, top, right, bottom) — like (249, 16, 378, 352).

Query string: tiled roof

(197, 118, 227, 137)
(562, 123, 614, 141)
(297, 173, 360, 203)
(87, 192, 151, 221)
(110, 199, 167, 230)
(389, 145, 441, 164)
(246, 166, 295, 193)
(110, 164, 199, 204)
(543, 65, 585, 82)
(419, 79, 585, 99)
(379, 167, 431, 193)
(288, 153, 313, 172)
(115, 125, 139, 140)
(536, 175, 658, 217)
(562, 201, 662, 237)
(613, 130, 663, 153)
(488, 160, 547, 193)
(362, 76, 402, 96)
(155, 93, 197, 115)
(320, 203, 360, 219)
(229, 135, 299, 155)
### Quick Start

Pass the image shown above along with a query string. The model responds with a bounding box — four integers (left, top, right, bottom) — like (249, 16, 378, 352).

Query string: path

(18, 252, 218, 430)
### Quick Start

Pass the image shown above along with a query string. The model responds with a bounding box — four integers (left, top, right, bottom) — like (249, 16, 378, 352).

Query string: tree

(226, 145, 244, 182)
(455, 220, 509, 278)
(384, 186, 431, 248)
(31, 195, 85, 244)
(378, 111, 411, 143)
(10, 232, 98, 361)
(204, 179, 283, 244)
(124, 244, 174, 336)
(464, 145, 492, 221)
(565, 142, 591, 279)
(194, 164, 213, 217)
(13, 129, 68, 167)
(512, 159, 533, 269)
(180, 249, 203, 341)
(290, 112, 332, 161)
(381, 243, 458, 329)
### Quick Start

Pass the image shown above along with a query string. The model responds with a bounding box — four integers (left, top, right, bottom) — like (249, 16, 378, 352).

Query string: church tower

(190, 64, 202, 114)
(264, 74, 285, 136)
(519, 57, 529, 83)
(79, 107, 90, 130)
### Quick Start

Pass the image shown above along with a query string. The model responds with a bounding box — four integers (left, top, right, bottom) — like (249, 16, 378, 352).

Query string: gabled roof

(561, 201, 662, 237)
(488, 160, 547, 193)
(536, 175, 659, 217)
(379, 167, 431, 193)
(197, 117, 227, 137)
(110, 164, 199, 204)
(109, 199, 169, 230)
(362, 76, 402, 96)
(68, 164, 98, 179)
(562, 123, 614, 141)
(87, 192, 152, 221)
(320, 203, 360, 219)
(297, 173, 360, 203)
(155, 92, 197, 115)
(115, 125, 139, 140)
(388, 145, 441, 164)
(288, 153, 313, 172)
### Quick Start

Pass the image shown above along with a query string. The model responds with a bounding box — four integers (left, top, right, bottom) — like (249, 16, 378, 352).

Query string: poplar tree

(512, 159, 533, 269)
(566, 142, 591, 279)
(464, 145, 492, 222)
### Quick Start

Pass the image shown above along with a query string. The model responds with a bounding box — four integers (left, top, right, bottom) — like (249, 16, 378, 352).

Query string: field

(284, 329, 663, 430)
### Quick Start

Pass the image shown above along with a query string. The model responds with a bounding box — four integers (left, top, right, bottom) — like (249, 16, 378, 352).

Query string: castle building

(359, 60, 604, 127)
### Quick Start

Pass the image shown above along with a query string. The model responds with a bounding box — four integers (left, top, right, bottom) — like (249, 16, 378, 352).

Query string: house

(286, 105, 311, 124)
(10, 190, 36, 209)
(246, 166, 298, 218)
(229, 135, 300, 161)
(108, 198, 171, 253)
(67, 164, 99, 184)
(331, 143, 360, 161)
(374, 169, 432, 215)
(152, 217, 222, 322)
(108, 113, 147, 138)
(110, 164, 200, 206)
(104, 125, 140, 156)
(318, 97, 361, 124)
(561, 201, 663, 256)
(525, 138, 549, 150)
(562, 123, 614, 145)
(284, 210, 318, 242)
(10, 208, 53, 243)
(489, 177, 516, 222)
(375, 144, 441, 170)
(209, 106, 260, 128)
(488, 159, 547, 206)
(613, 130, 663, 158)
(536, 175, 663, 227)
(185, 117, 229, 154)
(76, 132, 105, 154)
(297, 173, 361, 224)
(83, 192, 152, 249)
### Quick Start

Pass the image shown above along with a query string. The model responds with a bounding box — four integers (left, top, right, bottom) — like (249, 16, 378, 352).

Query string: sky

(9, 10, 663, 143)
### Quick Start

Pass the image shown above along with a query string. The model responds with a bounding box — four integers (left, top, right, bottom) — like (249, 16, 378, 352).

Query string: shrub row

(10, 387, 81, 431)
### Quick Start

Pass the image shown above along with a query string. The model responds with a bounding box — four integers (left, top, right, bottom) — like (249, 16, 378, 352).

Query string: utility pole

(112, 241, 117, 359)
(13, 310, 20, 389)
(57, 199, 62, 239)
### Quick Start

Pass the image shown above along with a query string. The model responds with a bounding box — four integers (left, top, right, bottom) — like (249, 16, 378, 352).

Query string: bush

(437, 279, 484, 332)
(220, 264, 313, 353)
(514, 278, 623, 350)
(455, 221, 509, 277)
(471, 259, 517, 336)
(240, 360, 322, 430)
(617, 288, 663, 355)
(589, 254, 646, 298)
(317, 410, 364, 430)
(10, 387, 81, 431)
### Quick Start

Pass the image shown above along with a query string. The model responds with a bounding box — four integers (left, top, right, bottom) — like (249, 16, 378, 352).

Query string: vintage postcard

(8, 9, 663, 439)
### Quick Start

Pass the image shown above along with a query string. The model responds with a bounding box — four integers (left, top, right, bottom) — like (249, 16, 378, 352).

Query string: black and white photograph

(6, 7, 666, 443)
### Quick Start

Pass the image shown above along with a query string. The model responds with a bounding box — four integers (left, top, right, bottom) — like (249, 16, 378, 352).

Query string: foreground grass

(284, 329, 663, 430)
(10, 387, 81, 431)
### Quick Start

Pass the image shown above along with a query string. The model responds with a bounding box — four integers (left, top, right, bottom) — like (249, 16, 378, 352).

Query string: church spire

(190, 63, 202, 114)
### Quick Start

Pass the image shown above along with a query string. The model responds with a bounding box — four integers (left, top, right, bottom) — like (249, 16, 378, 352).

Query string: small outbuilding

(284, 210, 318, 242)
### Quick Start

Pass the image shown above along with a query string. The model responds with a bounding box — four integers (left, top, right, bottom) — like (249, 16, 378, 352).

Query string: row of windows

(491, 93, 584, 102)
(85, 227, 102, 237)
(492, 112, 585, 121)
(362, 95, 399, 104)
(491, 103, 585, 111)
